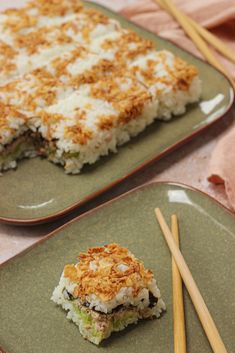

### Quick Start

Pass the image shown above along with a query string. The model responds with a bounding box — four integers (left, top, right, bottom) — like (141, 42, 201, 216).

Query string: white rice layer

(51, 273, 166, 344)
(0, 2, 202, 174)
(0, 12, 120, 85)
(130, 50, 202, 120)
(51, 272, 166, 314)
(34, 77, 159, 174)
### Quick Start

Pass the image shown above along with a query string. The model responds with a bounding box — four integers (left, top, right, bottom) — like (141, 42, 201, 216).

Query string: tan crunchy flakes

(97, 115, 116, 130)
(64, 243, 154, 302)
(39, 111, 64, 139)
(0, 61, 16, 76)
(28, 0, 83, 17)
(15, 27, 72, 55)
(90, 77, 151, 124)
(0, 102, 27, 136)
(131, 53, 198, 92)
(0, 102, 26, 121)
(69, 59, 116, 87)
(0, 41, 16, 58)
(0, 41, 17, 75)
(65, 123, 93, 145)
(51, 47, 88, 76)
(83, 8, 110, 25)
(172, 57, 198, 91)
(0, 67, 61, 111)
(3, 8, 37, 32)
(102, 29, 154, 61)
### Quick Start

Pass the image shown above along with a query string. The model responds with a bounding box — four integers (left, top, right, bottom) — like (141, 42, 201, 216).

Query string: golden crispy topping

(84, 103, 92, 110)
(37, 109, 89, 143)
(81, 27, 91, 42)
(119, 92, 151, 124)
(15, 27, 72, 54)
(0, 102, 25, 121)
(0, 41, 16, 58)
(0, 56, 119, 112)
(51, 47, 87, 76)
(0, 102, 27, 137)
(0, 4, 115, 80)
(131, 53, 198, 92)
(34, 88, 58, 108)
(0, 41, 17, 75)
(131, 56, 172, 87)
(0, 80, 19, 94)
(90, 77, 151, 124)
(75, 108, 87, 120)
(171, 57, 198, 91)
(69, 59, 116, 87)
(0, 67, 61, 111)
(39, 111, 64, 124)
(3, 8, 24, 16)
(65, 122, 93, 145)
(60, 20, 79, 35)
(83, 8, 110, 25)
(102, 29, 154, 61)
(38, 111, 64, 139)
(64, 243, 154, 302)
(0, 61, 16, 76)
(0, 104, 15, 123)
(0, 0, 199, 147)
(32, 67, 54, 80)
(97, 115, 116, 130)
(28, 0, 83, 17)
(3, 8, 37, 32)
(134, 63, 172, 87)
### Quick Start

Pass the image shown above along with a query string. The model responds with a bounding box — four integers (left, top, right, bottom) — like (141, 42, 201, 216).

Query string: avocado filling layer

(0, 129, 81, 171)
(64, 288, 161, 345)
(72, 302, 141, 344)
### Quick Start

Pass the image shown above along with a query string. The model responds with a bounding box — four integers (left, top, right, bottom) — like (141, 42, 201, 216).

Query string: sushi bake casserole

(0, 0, 202, 174)
(51, 243, 166, 344)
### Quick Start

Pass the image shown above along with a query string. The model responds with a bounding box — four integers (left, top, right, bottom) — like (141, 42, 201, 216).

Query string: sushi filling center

(64, 289, 159, 314)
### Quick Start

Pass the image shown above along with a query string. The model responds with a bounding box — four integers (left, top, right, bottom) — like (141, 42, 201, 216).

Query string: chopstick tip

(154, 207, 161, 217)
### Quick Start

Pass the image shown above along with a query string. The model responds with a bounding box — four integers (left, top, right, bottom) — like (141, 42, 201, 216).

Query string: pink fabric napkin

(119, 0, 235, 209)
(120, 0, 235, 79)
(208, 128, 235, 209)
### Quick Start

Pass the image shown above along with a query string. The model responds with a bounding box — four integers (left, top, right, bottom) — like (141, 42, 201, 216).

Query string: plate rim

(0, 1, 234, 225)
(1, 181, 235, 353)
(0, 180, 234, 270)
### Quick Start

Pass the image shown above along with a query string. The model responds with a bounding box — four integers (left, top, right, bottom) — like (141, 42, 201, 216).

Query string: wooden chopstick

(156, 0, 235, 64)
(155, 0, 235, 89)
(171, 215, 187, 353)
(155, 0, 225, 72)
(154, 208, 228, 353)
(185, 18, 235, 65)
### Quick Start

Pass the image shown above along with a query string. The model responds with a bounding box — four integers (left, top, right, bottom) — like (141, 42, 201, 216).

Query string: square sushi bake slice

(32, 75, 159, 174)
(0, 0, 202, 174)
(51, 243, 166, 345)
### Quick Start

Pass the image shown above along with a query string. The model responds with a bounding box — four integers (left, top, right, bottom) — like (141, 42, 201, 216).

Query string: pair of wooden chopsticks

(155, 208, 228, 353)
(154, 0, 235, 90)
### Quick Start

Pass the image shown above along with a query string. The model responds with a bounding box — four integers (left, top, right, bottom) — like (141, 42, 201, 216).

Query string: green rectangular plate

(0, 182, 234, 353)
(0, 1, 234, 225)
